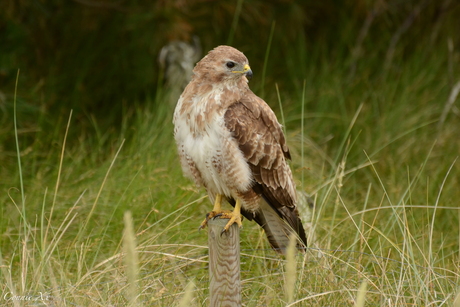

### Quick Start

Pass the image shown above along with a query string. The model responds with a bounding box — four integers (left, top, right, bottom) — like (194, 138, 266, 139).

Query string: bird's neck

(177, 81, 248, 136)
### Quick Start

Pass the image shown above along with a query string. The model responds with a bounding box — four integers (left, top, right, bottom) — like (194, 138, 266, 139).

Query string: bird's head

(192, 45, 253, 84)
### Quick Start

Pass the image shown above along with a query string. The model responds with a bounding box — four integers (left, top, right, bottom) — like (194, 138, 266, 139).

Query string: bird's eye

(226, 61, 236, 68)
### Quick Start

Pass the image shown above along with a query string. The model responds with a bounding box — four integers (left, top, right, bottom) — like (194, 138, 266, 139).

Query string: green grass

(2, 35, 460, 307)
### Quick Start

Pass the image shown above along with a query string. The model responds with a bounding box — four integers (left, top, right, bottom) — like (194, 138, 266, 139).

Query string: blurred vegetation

(2, 0, 459, 201)
(1, 1, 460, 305)
(1, 0, 459, 227)
(1, 0, 459, 115)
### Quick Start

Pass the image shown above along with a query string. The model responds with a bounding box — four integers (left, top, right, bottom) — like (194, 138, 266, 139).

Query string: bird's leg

(199, 194, 224, 229)
(211, 193, 223, 213)
(199, 195, 243, 231)
(219, 198, 243, 233)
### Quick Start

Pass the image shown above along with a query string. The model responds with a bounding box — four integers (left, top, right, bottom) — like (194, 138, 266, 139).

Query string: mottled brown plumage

(173, 45, 307, 253)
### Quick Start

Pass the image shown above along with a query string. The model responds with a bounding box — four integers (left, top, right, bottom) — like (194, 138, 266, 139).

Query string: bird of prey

(173, 45, 307, 253)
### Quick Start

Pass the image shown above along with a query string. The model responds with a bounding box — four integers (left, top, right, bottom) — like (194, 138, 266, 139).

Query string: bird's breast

(174, 86, 253, 197)
(182, 116, 235, 196)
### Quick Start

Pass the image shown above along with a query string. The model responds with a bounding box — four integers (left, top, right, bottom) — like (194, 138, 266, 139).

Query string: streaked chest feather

(174, 84, 252, 195)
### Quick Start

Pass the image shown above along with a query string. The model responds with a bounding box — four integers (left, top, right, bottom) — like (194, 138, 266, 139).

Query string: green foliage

(1, 0, 460, 305)
(1, 1, 459, 115)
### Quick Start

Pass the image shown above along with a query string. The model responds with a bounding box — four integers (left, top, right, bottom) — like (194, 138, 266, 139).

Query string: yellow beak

(232, 64, 253, 79)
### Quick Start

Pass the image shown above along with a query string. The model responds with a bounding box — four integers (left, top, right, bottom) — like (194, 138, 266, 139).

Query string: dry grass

(1, 115, 458, 305)
(2, 14, 460, 304)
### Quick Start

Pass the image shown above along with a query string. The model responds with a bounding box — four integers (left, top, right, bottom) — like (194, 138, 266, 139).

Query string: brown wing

(224, 92, 307, 252)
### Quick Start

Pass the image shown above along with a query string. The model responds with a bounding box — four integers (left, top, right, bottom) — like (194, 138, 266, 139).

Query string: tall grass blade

(438, 80, 460, 131)
(301, 79, 306, 185)
(76, 138, 125, 243)
(123, 211, 139, 307)
(334, 103, 363, 166)
(284, 234, 297, 304)
(453, 290, 460, 307)
(13, 70, 26, 236)
(12, 69, 30, 294)
(275, 83, 286, 135)
(429, 157, 458, 266)
(227, 0, 244, 46)
(355, 281, 367, 307)
(178, 280, 195, 307)
(44, 110, 73, 247)
(261, 21, 276, 98)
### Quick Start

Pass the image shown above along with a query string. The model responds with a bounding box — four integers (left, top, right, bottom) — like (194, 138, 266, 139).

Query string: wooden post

(208, 218, 241, 307)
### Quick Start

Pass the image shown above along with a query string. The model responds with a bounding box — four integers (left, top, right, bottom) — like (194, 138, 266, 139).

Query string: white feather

(173, 84, 252, 199)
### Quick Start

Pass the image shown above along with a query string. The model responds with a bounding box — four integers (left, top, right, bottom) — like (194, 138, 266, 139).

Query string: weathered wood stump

(208, 218, 241, 307)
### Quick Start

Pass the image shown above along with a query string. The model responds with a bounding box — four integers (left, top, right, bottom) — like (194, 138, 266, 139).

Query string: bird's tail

(253, 199, 307, 255)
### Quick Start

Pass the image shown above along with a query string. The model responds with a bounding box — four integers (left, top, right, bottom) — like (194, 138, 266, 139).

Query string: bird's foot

(216, 211, 243, 234)
(199, 210, 243, 232)
(199, 210, 232, 230)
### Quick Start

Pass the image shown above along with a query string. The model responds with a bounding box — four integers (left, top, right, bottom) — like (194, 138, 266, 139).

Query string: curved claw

(200, 194, 224, 229)
(220, 220, 243, 235)
(199, 210, 233, 229)
(219, 199, 243, 234)
(199, 197, 243, 233)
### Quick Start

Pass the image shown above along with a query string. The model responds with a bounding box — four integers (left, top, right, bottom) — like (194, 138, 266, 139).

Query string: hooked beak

(243, 64, 253, 80)
(232, 64, 253, 80)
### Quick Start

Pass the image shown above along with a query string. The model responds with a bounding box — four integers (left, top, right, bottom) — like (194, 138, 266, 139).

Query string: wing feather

(224, 92, 307, 252)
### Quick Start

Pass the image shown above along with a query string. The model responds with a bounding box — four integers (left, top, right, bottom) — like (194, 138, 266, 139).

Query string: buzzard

(173, 45, 307, 253)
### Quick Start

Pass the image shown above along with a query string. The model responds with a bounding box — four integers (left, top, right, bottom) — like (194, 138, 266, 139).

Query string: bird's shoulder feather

(224, 92, 296, 208)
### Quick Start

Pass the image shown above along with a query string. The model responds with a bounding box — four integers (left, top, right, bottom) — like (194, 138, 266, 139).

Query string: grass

(1, 30, 460, 307)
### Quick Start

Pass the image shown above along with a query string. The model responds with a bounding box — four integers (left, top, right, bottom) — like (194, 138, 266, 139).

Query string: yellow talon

(222, 198, 243, 232)
(199, 194, 223, 229)
(199, 195, 243, 232)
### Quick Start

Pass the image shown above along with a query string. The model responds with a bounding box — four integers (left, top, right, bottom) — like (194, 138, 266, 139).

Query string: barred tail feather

(229, 197, 307, 254)
(256, 199, 307, 254)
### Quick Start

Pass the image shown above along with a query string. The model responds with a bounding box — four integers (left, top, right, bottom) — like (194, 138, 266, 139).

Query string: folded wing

(224, 93, 307, 253)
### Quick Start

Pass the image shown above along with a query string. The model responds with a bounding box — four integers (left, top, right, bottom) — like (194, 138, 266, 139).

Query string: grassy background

(1, 0, 460, 306)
